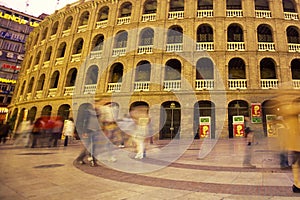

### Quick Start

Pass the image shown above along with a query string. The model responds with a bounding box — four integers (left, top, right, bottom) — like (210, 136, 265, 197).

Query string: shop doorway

(228, 100, 249, 138)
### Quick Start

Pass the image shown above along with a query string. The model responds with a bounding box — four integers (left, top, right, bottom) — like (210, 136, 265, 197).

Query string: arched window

(79, 11, 89, 26)
(57, 42, 66, 58)
(169, 0, 184, 12)
(291, 59, 300, 79)
(283, 0, 296, 12)
(63, 16, 73, 30)
(260, 58, 276, 79)
(85, 65, 99, 85)
(65, 68, 77, 87)
(51, 21, 59, 35)
(227, 0, 242, 9)
(119, 2, 132, 17)
(44, 47, 52, 62)
(91, 34, 104, 51)
(143, 0, 157, 14)
(287, 26, 300, 43)
(110, 63, 123, 83)
(139, 28, 154, 46)
(257, 24, 273, 42)
(196, 58, 214, 79)
(50, 71, 60, 88)
(114, 31, 128, 48)
(41, 27, 48, 40)
(73, 38, 84, 54)
(27, 77, 34, 93)
(167, 26, 183, 44)
(97, 6, 109, 21)
(135, 60, 151, 81)
(255, 0, 269, 10)
(41, 105, 52, 117)
(37, 74, 45, 90)
(198, 0, 213, 10)
(165, 59, 181, 80)
(197, 24, 213, 42)
(227, 24, 244, 42)
(228, 58, 246, 79)
(34, 51, 41, 65)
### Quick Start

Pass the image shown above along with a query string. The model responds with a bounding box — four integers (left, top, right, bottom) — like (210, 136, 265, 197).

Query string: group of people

(13, 116, 75, 148)
(76, 99, 152, 166)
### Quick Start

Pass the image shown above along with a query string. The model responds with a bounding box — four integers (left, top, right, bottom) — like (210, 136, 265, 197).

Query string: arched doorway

(27, 107, 37, 123)
(262, 100, 279, 136)
(228, 100, 249, 138)
(41, 105, 52, 117)
(57, 104, 71, 121)
(194, 101, 215, 139)
(159, 101, 181, 139)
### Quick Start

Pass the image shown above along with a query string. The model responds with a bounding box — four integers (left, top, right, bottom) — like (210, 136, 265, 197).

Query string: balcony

(55, 57, 64, 65)
(49, 34, 56, 40)
(35, 90, 43, 99)
(18, 95, 23, 102)
(64, 86, 75, 96)
(62, 29, 71, 37)
(293, 80, 300, 89)
(40, 40, 45, 45)
(166, 43, 183, 52)
(71, 53, 81, 62)
(197, 10, 213, 18)
(195, 80, 214, 90)
(228, 79, 247, 89)
(117, 17, 130, 25)
(255, 10, 271, 18)
(48, 88, 57, 97)
(168, 11, 184, 19)
(112, 48, 126, 57)
(227, 42, 245, 51)
(33, 64, 39, 71)
(90, 50, 102, 59)
(284, 12, 299, 20)
(288, 44, 300, 52)
(96, 20, 108, 29)
(138, 45, 153, 54)
(77, 25, 88, 33)
(26, 93, 32, 101)
(226, 10, 243, 17)
(163, 80, 181, 91)
(134, 81, 150, 91)
(107, 83, 121, 92)
(42, 61, 50, 68)
(196, 42, 214, 51)
(141, 13, 156, 22)
(261, 79, 278, 89)
(258, 42, 275, 51)
(84, 84, 97, 94)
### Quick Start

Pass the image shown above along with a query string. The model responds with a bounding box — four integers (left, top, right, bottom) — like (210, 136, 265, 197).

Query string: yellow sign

(0, 12, 39, 27)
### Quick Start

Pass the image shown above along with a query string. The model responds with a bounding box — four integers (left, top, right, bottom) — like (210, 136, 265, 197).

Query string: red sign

(233, 124, 244, 137)
(199, 124, 210, 138)
(1, 63, 20, 71)
(251, 103, 261, 117)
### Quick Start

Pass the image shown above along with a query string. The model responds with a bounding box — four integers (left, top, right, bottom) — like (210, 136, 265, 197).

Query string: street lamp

(170, 102, 175, 139)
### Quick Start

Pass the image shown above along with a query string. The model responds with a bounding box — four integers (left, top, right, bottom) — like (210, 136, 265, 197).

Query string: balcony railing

(62, 29, 71, 37)
(261, 79, 278, 89)
(258, 42, 275, 51)
(40, 40, 45, 45)
(284, 12, 299, 20)
(293, 80, 300, 89)
(84, 84, 97, 94)
(90, 50, 102, 59)
(96, 20, 108, 29)
(226, 10, 243, 17)
(64, 86, 75, 96)
(112, 48, 126, 57)
(163, 80, 181, 91)
(42, 61, 50, 68)
(77, 24, 88, 33)
(107, 83, 121, 92)
(228, 79, 247, 89)
(166, 43, 183, 52)
(196, 42, 214, 51)
(138, 45, 153, 54)
(48, 88, 57, 97)
(134, 81, 150, 91)
(227, 42, 245, 51)
(55, 57, 64, 65)
(168, 11, 184, 19)
(26, 93, 32, 101)
(35, 90, 43, 99)
(288, 44, 300, 52)
(195, 80, 214, 90)
(117, 17, 131, 25)
(141, 13, 156, 22)
(71, 53, 81, 62)
(197, 10, 213, 18)
(49, 34, 56, 40)
(255, 10, 271, 18)
(33, 64, 39, 71)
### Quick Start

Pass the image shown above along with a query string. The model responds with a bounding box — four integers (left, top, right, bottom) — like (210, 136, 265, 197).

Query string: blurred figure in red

(48, 116, 63, 147)
(31, 117, 46, 148)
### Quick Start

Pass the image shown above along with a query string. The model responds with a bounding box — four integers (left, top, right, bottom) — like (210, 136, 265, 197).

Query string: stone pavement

(0, 137, 299, 200)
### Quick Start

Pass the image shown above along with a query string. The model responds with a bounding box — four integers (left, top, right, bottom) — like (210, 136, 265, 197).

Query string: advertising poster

(199, 116, 211, 138)
(251, 103, 262, 123)
(233, 115, 244, 137)
(266, 114, 277, 137)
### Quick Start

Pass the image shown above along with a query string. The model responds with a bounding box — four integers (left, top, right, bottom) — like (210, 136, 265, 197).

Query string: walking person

(31, 117, 46, 148)
(243, 116, 256, 168)
(62, 117, 75, 146)
(76, 103, 101, 166)
(48, 117, 63, 147)
(0, 122, 10, 144)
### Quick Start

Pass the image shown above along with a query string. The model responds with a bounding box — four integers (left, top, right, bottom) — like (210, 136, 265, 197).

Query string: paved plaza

(0, 137, 299, 200)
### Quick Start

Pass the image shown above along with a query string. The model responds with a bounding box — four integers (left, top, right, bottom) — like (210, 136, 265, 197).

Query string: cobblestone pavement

(0, 138, 299, 200)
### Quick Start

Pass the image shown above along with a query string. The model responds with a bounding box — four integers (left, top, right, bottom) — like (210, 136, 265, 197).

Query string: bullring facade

(8, 0, 300, 139)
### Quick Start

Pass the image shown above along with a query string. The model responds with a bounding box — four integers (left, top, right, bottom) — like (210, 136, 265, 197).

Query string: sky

(0, 0, 78, 17)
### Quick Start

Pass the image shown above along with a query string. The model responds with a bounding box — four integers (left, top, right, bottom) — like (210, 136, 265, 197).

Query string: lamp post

(170, 102, 175, 139)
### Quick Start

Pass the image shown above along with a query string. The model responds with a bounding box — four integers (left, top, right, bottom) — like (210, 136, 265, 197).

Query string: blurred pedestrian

(276, 101, 300, 193)
(62, 117, 75, 146)
(31, 117, 46, 148)
(243, 116, 256, 168)
(76, 103, 101, 166)
(48, 116, 63, 147)
(275, 116, 291, 169)
(0, 122, 10, 144)
(14, 120, 32, 147)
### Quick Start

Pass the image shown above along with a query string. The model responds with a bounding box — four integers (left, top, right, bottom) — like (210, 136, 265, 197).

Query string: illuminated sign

(0, 11, 39, 27)
(1, 63, 21, 71)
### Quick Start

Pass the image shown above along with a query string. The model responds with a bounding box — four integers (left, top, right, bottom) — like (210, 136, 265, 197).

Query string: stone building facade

(8, 0, 300, 139)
